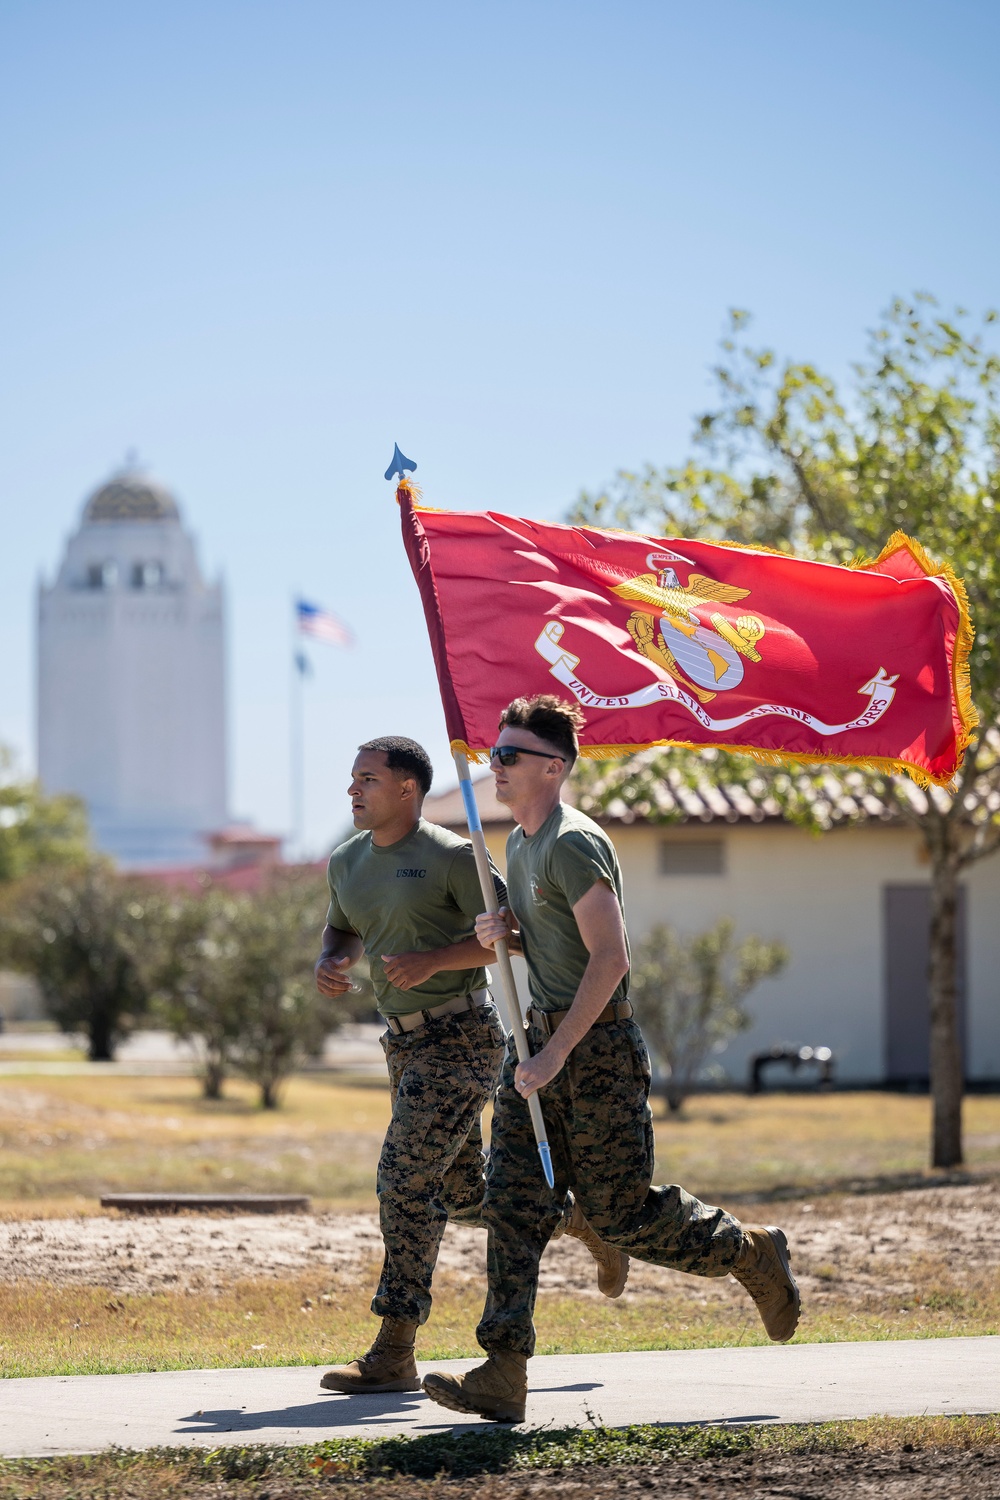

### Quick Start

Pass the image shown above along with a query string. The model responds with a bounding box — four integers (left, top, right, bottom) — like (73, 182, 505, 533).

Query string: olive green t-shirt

(505, 802, 630, 1014)
(326, 818, 506, 1018)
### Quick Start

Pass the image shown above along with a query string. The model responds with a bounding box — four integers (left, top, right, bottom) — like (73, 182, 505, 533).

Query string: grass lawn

(0, 1074, 391, 1206)
(3, 1255, 999, 1379)
(0, 1049, 87, 1063)
(1, 1075, 998, 1380)
(2, 1073, 999, 1206)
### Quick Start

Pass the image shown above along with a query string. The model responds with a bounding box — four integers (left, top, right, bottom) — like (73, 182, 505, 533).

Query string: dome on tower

(83, 468, 179, 523)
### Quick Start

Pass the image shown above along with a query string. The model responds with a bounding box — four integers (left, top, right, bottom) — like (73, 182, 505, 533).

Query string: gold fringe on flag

(395, 477, 424, 507)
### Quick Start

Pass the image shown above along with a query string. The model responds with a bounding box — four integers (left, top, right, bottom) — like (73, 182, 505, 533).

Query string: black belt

(527, 998, 633, 1037)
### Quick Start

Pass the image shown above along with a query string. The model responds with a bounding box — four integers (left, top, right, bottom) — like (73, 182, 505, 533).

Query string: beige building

(423, 773, 1000, 1089)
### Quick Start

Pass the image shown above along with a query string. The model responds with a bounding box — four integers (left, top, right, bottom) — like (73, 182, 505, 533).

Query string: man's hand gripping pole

(452, 749, 555, 1189)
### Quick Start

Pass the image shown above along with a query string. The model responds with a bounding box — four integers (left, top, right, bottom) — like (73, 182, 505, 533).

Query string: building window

(131, 561, 164, 589)
(87, 561, 118, 589)
(659, 839, 725, 876)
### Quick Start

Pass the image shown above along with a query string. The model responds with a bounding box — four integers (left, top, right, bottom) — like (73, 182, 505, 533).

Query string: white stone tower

(37, 465, 227, 867)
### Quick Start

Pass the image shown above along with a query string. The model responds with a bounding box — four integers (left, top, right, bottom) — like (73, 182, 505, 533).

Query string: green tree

(0, 862, 157, 1059)
(144, 888, 244, 1099)
(630, 918, 787, 1112)
(0, 747, 90, 884)
(572, 296, 1000, 1168)
(148, 872, 365, 1108)
(225, 870, 359, 1108)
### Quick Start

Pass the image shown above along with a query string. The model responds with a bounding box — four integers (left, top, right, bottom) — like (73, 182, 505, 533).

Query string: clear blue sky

(2, 0, 998, 854)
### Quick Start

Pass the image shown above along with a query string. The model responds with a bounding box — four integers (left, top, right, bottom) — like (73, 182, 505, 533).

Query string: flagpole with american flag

(296, 599, 355, 648)
(290, 596, 354, 855)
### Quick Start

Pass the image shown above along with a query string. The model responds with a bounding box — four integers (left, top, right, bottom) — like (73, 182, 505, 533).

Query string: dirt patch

(1, 1180, 997, 1307)
(0, 1211, 386, 1294)
(336, 1448, 1000, 1498)
(3, 1448, 1000, 1500)
(320, 1448, 1000, 1499)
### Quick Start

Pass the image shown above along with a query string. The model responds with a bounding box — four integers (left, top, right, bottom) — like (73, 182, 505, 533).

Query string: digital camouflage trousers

(478, 1016, 744, 1357)
(372, 1001, 506, 1325)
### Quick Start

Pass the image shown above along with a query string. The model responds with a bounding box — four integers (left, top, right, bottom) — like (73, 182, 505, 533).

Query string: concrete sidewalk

(2, 1338, 997, 1457)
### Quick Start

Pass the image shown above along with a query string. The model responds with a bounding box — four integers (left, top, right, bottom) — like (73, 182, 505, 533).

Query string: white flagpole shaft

(452, 749, 555, 1190)
(290, 616, 304, 857)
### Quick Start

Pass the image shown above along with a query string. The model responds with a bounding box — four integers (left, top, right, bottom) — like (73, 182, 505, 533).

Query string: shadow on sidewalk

(175, 1387, 779, 1441)
(175, 1388, 499, 1436)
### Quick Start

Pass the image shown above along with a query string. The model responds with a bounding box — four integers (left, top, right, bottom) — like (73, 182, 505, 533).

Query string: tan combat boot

(319, 1316, 420, 1393)
(422, 1352, 527, 1423)
(732, 1225, 800, 1342)
(556, 1202, 630, 1298)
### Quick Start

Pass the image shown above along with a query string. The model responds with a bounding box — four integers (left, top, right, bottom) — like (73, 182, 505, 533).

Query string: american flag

(295, 598, 353, 647)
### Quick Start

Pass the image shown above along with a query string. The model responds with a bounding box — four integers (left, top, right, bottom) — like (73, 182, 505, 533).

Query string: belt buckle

(387, 1015, 405, 1037)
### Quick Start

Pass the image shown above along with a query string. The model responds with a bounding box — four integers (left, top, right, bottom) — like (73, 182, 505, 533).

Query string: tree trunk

(88, 1006, 115, 1062)
(665, 1083, 684, 1113)
(259, 1074, 281, 1109)
(202, 1058, 225, 1100)
(928, 849, 963, 1169)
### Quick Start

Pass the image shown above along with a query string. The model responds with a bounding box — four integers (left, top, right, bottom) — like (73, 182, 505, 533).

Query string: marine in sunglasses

(422, 692, 800, 1425)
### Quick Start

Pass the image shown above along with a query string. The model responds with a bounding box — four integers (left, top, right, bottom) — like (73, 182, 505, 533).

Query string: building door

(883, 884, 967, 1084)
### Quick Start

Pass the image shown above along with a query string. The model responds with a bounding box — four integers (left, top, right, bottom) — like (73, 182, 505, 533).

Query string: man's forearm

(421, 934, 500, 973)
(319, 924, 364, 964)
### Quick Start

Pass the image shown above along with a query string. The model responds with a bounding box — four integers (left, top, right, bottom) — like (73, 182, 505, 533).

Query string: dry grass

(2, 1272, 996, 1381)
(0, 1266, 386, 1378)
(0, 1074, 391, 1204)
(648, 1090, 1000, 1199)
(0, 1048, 86, 1063)
(2, 1074, 999, 1208)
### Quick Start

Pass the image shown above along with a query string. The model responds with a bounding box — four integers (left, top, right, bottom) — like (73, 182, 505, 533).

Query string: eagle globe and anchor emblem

(611, 550, 766, 703)
(531, 545, 901, 737)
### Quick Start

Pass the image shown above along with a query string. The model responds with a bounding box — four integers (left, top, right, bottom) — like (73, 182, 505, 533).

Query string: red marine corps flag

(398, 480, 976, 787)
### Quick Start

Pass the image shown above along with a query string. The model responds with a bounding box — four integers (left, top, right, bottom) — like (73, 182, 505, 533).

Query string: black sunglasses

(488, 745, 567, 767)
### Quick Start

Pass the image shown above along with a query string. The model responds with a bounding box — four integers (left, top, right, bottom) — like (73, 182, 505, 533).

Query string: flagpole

(290, 602, 305, 857)
(392, 444, 555, 1190)
(452, 748, 555, 1191)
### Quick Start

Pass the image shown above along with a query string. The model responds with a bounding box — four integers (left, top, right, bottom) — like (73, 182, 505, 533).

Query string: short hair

(358, 736, 433, 796)
(498, 694, 585, 765)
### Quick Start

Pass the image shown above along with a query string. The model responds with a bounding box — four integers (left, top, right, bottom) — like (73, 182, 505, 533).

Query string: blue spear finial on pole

(385, 444, 417, 483)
